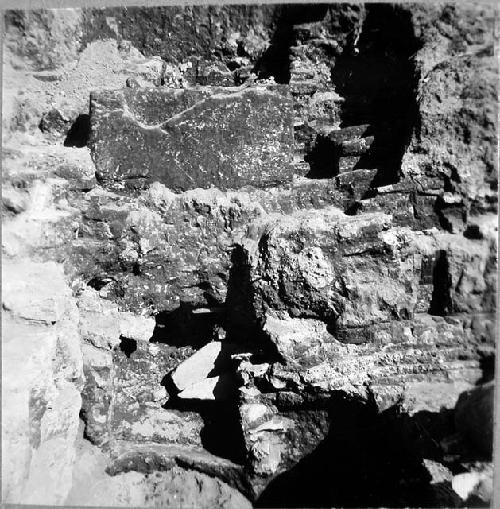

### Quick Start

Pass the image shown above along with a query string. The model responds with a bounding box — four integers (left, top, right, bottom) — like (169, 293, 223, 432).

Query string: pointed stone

(178, 376, 219, 400)
(171, 341, 222, 392)
(177, 373, 238, 401)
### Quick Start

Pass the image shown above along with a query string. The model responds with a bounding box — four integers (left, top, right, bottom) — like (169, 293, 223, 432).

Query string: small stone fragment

(39, 108, 71, 136)
(125, 77, 141, 88)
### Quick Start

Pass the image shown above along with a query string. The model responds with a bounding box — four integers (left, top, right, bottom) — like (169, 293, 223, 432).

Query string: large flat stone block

(89, 85, 295, 191)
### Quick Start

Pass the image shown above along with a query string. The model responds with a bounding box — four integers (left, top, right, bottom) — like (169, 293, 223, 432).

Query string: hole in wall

(119, 335, 137, 358)
(151, 302, 225, 349)
(429, 250, 452, 316)
(64, 113, 91, 147)
(87, 276, 113, 291)
(304, 135, 341, 179)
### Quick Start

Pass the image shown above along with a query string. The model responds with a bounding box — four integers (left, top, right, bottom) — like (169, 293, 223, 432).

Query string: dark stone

(339, 135, 375, 156)
(335, 326, 373, 344)
(82, 5, 278, 66)
(125, 77, 141, 88)
(335, 168, 377, 201)
(89, 85, 296, 191)
(339, 155, 362, 172)
(455, 381, 494, 457)
(353, 191, 442, 230)
(39, 108, 71, 135)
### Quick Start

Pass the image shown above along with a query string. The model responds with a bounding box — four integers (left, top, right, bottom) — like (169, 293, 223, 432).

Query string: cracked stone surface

(90, 85, 296, 191)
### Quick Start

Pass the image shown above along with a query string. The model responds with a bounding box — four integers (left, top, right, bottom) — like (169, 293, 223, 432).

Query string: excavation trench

(46, 4, 494, 508)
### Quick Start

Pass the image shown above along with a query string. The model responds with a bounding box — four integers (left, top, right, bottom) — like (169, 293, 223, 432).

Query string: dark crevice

(330, 4, 421, 187)
(118, 335, 137, 358)
(86, 276, 113, 291)
(78, 408, 93, 442)
(304, 134, 341, 179)
(224, 246, 258, 338)
(429, 250, 452, 316)
(225, 246, 286, 363)
(477, 352, 495, 385)
(434, 197, 454, 232)
(162, 389, 246, 465)
(344, 201, 363, 215)
(464, 224, 483, 240)
(151, 302, 224, 348)
(64, 113, 91, 147)
(256, 398, 464, 508)
(254, 4, 330, 83)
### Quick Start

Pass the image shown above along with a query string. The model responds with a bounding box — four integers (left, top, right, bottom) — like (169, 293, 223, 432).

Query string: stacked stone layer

(2, 3, 497, 507)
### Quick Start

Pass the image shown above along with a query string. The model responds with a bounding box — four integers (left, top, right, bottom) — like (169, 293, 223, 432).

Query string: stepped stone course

(1, 3, 497, 508)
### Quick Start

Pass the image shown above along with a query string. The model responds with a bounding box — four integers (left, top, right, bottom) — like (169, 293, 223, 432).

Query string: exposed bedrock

(2, 260, 84, 504)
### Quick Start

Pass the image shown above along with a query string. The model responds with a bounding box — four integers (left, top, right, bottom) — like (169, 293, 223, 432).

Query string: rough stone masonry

(1, 3, 497, 509)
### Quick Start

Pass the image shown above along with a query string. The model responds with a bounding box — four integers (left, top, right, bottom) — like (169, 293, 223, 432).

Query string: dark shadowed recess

(64, 113, 91, 147)
(429, 249, 452, 316)
(224, 245, 285, 362)
(254, 4, 330, 83)
(150, 301, 225, 349)
(305, 134, 342, 179)
(161, 347, 247, 466)
(255, 392, 489, 508)
(119, 335, 137, 358)
(164, 398, 247, 465)
(330, 3, 422, 186)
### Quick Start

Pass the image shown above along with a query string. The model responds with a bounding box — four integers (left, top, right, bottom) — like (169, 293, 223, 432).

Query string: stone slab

(90, 85, 295, 191)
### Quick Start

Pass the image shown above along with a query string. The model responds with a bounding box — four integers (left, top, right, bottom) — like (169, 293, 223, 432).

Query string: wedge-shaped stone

(171, 341, 222, 392)
(90, 85, 295, 191)
(178, 373, 238, 401)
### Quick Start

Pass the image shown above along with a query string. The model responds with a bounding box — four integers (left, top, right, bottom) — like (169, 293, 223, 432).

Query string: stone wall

(2, 3, 497, 507)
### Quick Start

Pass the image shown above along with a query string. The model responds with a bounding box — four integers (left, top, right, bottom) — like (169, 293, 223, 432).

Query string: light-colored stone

(452, 464, 494, 503)
(171, 341, 222, 392)
(66, 434, 252, 508)
(78, 287, 156, 349)
(177, 373, 238, 401)
(400, 381, 475, 416)
(77, 287, 121, 350)
(2, 260, 72, 324)
(423, 459, 453, 484)
(178, 376, 220, 400)
(72, 466, 252, 508)
(125, 408, 204, 446)
(119, 312, 156, 342)
(2, 260, 83, 505)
